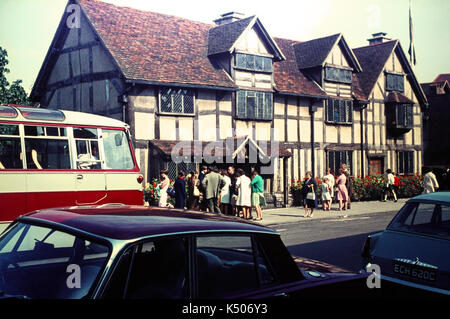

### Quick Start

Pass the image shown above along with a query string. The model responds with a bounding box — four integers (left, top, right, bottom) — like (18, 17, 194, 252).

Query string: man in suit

(201, 166, 226, 214)
(174, 171, 187, 209)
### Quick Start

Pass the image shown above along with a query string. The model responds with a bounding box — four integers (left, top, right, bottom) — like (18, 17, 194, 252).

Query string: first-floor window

(327, 150, 353, 175)
(236, 90, 273, 120)
(159, 87, 195, 115)
(398, 151, 414, 174)
(326, 99, 353, 124)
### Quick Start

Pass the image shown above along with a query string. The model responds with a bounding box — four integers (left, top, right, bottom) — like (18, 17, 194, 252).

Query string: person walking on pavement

(323, 168, 335, 206)
(302, 171, 318, 218)
(423, 167, 439, 194)
(174, 171, 187, 209)
(227, 166, 238, 216)
(158, 169, 170, 208)
(383, 169, 398, 202)
(187, 171, 200, 210)
(201, 166, 226, 214)
(251, 170, 265, 221)
(321, 177, 332, 211)
(219, 170, 232, 215)
(336, 168, 349, 211)
(236, 168, 252, 219)
(340, 163, 353, 209)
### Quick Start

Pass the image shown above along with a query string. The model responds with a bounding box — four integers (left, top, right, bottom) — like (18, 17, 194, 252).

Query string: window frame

(324, 66, 353, 84)
(158, 87, 196, 116)
(235, 52, 273, 73)
(385, 73, 405, 92)
(236, 90, 273, 121)
(327, 150, 353, 175)
(326, 98, 353, 124)
(397, 150, 414, 175)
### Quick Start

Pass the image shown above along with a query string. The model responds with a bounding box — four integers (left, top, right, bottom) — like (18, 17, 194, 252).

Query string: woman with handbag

(302, 171, 317, 218)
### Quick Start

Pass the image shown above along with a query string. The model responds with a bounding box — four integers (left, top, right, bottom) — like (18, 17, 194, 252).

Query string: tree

(0, 46, 31, 105)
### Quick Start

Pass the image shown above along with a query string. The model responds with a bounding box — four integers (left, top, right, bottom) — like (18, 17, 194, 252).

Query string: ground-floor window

(397, 151, 414, 174)
(167, 162, 198, 180)
(327, 150, 353, 175)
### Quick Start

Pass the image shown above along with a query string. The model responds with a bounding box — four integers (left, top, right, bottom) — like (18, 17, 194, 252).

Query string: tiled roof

(352, 40, 397, 98)
(76, 0, 330, 98)
(207, 16, 255, 56)
(273, 38, 327, 98)
(433, 74, 450, 83)
(78, 0, 237, 90)
(386, 92, 415, 104)
(292, 34, 341, 69)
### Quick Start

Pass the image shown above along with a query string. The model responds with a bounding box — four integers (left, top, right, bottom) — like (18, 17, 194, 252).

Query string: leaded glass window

(159, 87, 195, 115)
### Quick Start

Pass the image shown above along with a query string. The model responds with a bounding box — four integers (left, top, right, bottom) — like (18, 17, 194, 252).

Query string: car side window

(196, 235, 274, 298)
(123, 237, 189, 299)
(391, 203, 450, 239)
(410, 203, 435, 226)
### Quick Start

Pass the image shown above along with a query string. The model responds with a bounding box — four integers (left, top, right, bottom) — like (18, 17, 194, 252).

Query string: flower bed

(291, 173, 424, 204)
(144, 178, 175, 206)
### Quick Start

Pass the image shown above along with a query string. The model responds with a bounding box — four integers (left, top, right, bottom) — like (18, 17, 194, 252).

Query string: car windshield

(0, 222, 110, 299)
(388, 202, 450, 240)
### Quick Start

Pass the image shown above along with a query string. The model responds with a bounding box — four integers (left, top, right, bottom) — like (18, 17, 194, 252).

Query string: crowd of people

(154, 163, 446, 220)
(156, 165, 266, 220)
(300, 163, 354, 217)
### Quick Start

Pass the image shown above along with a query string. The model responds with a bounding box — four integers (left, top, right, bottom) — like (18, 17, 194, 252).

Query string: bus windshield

(102, 129, 134, 170)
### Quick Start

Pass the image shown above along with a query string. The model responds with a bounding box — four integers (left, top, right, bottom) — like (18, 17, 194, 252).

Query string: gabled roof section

(433, 74, 450, 83)
(293, 34, 340, 69)
(75, 0, 237, 90)
(273, 38, 327, 98)
(353, 40, 427, 106)
(292, 33, 361, 72)
(208, 16, 285, 61)
(353, 40, 397, 98)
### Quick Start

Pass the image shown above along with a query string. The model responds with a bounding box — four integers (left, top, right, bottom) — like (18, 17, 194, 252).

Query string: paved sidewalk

(254, 198, 409, 227)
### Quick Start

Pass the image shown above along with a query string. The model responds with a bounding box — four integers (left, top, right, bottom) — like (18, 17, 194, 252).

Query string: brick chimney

(367, 32, 391, 45)
(213, 12, 245, 25)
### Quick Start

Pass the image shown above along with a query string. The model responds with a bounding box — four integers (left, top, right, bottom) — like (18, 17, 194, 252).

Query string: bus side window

(25, 138, 70, 170)
(0, 124, 22, 169)
(0, 137, 23, 169)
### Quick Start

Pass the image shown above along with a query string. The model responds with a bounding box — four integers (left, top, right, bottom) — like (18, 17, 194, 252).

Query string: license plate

(393, 262, 437, 282)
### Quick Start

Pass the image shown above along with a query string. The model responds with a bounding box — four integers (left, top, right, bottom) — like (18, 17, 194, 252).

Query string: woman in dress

(321, 177, 332, 211)
(235, 168, 252, 219)
(336, 168, 349, 211)
(220, 170, 232, 215)
(158, 169, 170, 208)
(302, 171, 317, 218)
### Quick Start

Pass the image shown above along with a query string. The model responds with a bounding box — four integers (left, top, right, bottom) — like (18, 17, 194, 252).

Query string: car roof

(408, 191, 450, 205)
(19, 206, 277, 240)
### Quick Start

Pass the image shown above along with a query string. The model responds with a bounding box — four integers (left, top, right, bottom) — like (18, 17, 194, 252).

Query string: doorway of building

(369, 157, 384, 175)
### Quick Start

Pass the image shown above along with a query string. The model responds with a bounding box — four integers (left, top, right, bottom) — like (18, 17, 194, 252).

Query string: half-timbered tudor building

(30, 0, 428, 205)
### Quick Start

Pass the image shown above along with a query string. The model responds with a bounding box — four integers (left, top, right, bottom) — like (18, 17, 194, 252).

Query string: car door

(100, 236, 191, 299)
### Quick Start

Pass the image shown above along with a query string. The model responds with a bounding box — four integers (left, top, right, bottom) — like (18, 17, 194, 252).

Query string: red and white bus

(0, 105, 144, 225)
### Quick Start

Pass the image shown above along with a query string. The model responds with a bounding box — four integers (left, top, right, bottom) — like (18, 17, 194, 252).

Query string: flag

(408, 0, 417, 65)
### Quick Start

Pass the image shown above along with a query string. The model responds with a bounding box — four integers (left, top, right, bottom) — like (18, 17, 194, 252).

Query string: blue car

(361, 192, 450, 296)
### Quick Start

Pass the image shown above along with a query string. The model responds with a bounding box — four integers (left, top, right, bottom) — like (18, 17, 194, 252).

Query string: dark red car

(0, 205, 372, 299)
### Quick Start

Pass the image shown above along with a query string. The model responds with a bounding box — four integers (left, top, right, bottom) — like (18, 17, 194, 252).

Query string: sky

(0, 0, 449, 93)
